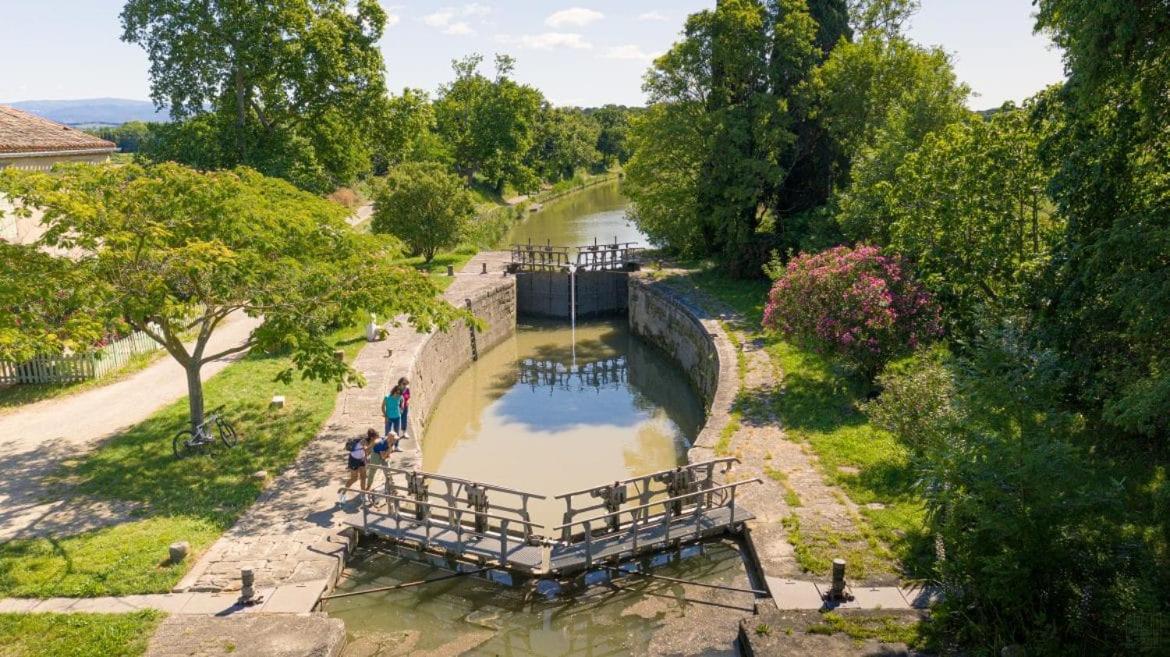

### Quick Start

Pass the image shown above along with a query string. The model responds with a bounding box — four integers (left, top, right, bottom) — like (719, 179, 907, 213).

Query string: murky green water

(327, 540, 754, 657)
(422, 319, 704, 531)
(505, 181, 648, 249)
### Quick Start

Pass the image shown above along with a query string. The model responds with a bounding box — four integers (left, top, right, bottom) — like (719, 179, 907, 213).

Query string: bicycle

(173, 405, 238, 458)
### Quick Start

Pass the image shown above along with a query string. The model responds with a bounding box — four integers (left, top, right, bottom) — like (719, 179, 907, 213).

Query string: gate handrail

(553, 479, 761, 534)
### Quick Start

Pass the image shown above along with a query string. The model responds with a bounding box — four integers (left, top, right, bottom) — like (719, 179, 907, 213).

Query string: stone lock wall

(404, 277, 517, 438)
(627, 275, 739, 461)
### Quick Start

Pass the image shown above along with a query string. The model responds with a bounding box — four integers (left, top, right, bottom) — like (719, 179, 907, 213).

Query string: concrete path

(0, 313, 261, 541)
(0, 578, 329, 615)
(346, 202, 373, 227)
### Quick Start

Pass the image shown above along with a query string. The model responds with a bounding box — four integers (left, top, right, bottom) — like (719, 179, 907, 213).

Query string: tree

(371, 163, 475, 263)
(0, 163, 459, 430)
(372, 89, 449, 174)
(624, 9, 717, 256)
(1034, 0, 1170, 439)
(121, 0, 389, 190)
(820, 32, 969, 244)
(879, 106, 1058, 330)
(587, 105, 637, 166)
(528, 107, 601, 182)
(623, 0, 849, 275)
(434, 54, 544, 194)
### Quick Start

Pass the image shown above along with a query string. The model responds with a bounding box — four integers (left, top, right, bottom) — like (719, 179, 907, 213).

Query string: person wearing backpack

(339, 429, 377, 505)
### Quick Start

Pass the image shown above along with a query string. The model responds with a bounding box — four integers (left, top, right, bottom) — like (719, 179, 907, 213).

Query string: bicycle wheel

(173, 429, 201, 459)
(216, 418, 238, 448)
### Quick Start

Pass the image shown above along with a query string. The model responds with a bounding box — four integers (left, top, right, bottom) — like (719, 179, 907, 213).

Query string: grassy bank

(0, 611, 162, 657)
(675, 264, 931, 577)
(0, 324, 366, 598)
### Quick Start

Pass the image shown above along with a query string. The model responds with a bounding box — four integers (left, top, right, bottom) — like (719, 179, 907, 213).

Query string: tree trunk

(185, 362, 206, 432)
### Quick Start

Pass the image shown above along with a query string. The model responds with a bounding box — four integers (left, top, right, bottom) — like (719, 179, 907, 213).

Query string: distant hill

(3, 98, 168, 126)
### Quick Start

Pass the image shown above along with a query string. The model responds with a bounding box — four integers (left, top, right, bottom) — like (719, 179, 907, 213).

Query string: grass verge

(0, 611, 162, 657)
(807, 612, 925, 647)
(676, 264, 932, 577)
(0, 324, 366, 598)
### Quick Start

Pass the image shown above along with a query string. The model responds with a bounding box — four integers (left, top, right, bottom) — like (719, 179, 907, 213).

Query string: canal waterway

(505, 180, 648, 249)
(422, 318, 704, 530)
(331, 183, 754, 656)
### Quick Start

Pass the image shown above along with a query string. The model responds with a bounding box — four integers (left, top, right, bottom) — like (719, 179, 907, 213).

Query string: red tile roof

(0, 105, 117, 155)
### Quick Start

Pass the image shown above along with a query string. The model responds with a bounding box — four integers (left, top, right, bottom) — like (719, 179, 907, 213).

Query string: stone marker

(251, 470, 268, 482)
(169, 541, 189, 564)
(270, 395, 285, 409)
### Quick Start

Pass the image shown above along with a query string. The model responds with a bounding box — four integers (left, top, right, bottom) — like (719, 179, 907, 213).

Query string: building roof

(0, 105, 117, 155)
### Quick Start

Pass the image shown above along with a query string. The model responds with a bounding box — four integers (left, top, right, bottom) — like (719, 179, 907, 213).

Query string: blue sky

(0, 1, 1065, 109)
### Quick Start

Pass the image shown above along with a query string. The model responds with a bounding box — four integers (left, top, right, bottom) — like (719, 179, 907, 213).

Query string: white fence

(0, 327, 163, 385)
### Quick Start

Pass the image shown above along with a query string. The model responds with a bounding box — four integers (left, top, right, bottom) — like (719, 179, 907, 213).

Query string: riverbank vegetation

(636, 1, 1169, 654)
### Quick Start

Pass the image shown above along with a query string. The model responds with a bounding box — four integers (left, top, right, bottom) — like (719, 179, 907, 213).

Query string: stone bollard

(333, 349, 344, 362)
(237, 568, 262, 606)
(270, 395, 285, 409)
(826, 557, 853, 602)
(481, 261, 487, 275)
(168, 541, 189, 564)
(447, 265, 454, 277)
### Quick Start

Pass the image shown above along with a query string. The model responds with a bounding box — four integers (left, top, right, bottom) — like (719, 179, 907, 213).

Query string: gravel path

(0, 313, 261, 541)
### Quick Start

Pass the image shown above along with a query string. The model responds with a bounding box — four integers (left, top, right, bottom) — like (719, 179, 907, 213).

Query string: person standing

(397, 377, 412, 440)
(340, 429, 376, 504)
(382, 384, 404, 438)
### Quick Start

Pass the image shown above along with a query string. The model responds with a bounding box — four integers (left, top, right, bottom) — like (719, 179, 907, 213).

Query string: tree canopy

(122, 0, 390, 192)
(0, 163, 459, 428)
(371, 163, 476, 263)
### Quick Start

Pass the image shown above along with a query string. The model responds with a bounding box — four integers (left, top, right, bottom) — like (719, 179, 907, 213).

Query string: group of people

(339, 377, 411, 504)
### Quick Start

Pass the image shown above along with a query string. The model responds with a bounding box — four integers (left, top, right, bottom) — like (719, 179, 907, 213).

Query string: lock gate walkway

(341, 458, 760, 577)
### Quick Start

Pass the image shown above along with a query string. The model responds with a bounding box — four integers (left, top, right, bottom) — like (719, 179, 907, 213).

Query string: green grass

(807, 612, 925, 647)
(0, 611, 162, 657)
(0, 324, 366, 598)
(683, 264, 931, 577)
(0, 350, 166, 415)
(0, 518, 219, 597)
(392, 247, 479, 291)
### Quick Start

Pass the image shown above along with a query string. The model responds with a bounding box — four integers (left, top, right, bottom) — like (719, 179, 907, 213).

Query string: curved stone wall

(627, 275, 739, 463)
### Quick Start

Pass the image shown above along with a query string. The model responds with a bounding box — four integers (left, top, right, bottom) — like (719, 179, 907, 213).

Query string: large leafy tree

(0, 163, 458, 430)
(434, 54, 545, 194)
(121, 0, 389, 191)
(372, 89, 449, 174)
(1035, 0, 1170, 438)
(371, 163, 475, 263)
(883, 107, 1058, 330)
(527, 107, 601, 182)
(624, 0, 848, 275)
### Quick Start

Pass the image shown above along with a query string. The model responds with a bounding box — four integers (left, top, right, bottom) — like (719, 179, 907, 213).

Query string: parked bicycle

(173, 405, 238, 458)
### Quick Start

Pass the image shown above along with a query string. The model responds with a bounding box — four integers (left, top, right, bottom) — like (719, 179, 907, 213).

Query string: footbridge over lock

(340, 458, 760, 579)
(509, 241, 641, 319)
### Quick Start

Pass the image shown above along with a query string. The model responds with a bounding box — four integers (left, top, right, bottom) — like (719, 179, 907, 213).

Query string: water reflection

(505, 181, 647, 248)
(422, 319, 704, 530)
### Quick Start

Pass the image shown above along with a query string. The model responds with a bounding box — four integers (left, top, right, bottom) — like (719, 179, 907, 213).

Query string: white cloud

(638, 11, 668, 21)
(422, 8, 455, 27)
(421, 4, 489, 35)
(444, 21, 474, 35)
(498, 32, 593, 50)
(385, 8, 401, 27)
(462, 2, 492, 17)
(602, 44, 654, 60)
(545, 7, 604, 28)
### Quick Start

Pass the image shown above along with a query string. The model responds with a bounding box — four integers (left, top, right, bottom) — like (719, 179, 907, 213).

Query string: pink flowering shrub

(763, 245, 942, 376)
